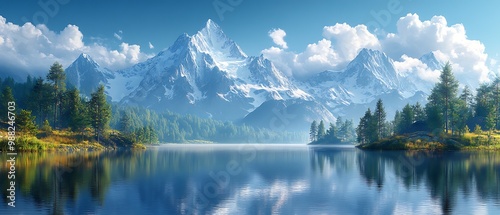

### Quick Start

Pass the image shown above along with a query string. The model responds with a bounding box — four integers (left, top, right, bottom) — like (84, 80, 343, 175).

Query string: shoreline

(355, 131, 500, 151)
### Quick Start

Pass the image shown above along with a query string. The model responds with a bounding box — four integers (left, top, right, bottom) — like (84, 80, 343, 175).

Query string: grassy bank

(0, 130, 146, 152)
(357, 131, 500, 150)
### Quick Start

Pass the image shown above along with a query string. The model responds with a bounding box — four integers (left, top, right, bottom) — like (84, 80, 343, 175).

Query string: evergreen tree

(393, 110, 403, 134)
(119, 111, 133, 135)
(46, 62, 66, 128)
(41, 119, 52, 135)
(310, 120, 318, 142)
(317, 120, 326, 140)
(17, 109, 37, 136)
(88, 85, 111, 142)
(412, 102, 426, 122)
(357, 109, 375, 144)
(428, 62, 459, 133)
(401, 104, 414, 132)
(374, 99, 387, 140)
(28, 78, 53, 125)
(326, 123, 336, 140)
(67, 89, 89, 132)
(335, 116, 343, 139)
(0, 86, 15, 122)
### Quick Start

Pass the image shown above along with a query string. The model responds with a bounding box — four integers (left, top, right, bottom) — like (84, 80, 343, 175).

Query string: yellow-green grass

(358, 131, 500, 151)
(0, 129, 142, 152)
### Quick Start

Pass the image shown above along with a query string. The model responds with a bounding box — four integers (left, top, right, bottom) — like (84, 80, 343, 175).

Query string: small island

(353, 63, 500, 150)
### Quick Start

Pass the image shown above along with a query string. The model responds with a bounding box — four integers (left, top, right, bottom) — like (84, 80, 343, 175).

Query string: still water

(1, 144, 500, 214)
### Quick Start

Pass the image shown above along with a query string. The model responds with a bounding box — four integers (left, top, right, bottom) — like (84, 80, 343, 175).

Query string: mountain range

(65, 19, 441, 132)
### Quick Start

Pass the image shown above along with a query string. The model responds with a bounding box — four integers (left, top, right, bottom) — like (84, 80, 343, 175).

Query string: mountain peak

(205, 19, 220, 31)
(419, 52, 441, 70)
(76, 53, 99, 66)
(191, 19, 247, 60)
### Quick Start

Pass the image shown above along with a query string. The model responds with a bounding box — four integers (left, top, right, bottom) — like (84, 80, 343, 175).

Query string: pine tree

(46, 62, 66, 128)
(309, 120, 318, 142)
(119, 111, 133, 135)
(317, 120, 326, 140)
(67, 89, 89, 132)
(401, 104, 414, 132)
(357, 109, 375, 144)
(88, 85, 111, 142)
(412, 102, 426, 122)
(393, 110, 402, 134)
(28, 78, 53, 125)
(17, 109, 37, 136)
(0, 86, 15, 122)
(41, 119, 52, 135)
(428, 62, 459, 133)
(374, 99, 387, 140)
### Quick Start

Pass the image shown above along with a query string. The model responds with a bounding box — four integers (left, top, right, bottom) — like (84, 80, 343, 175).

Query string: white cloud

(262, 13, 493, 88)
(0, 16, 152, 78)
(382, 13, 491, 85)
(263, 23, 378, 79)
(269, 28, 288, 49)
(149, 42, 154, 49)
(323, 23, 381, 61)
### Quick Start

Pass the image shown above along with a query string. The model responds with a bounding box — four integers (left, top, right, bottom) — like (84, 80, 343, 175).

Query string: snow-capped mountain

(298, 48, 431, 121)
(301, 49, 419, 108)
(110, 19, 313, 122)
(66, 20, 443, 131)
(65, 53, 114, 97)
(419, 52, 442, 71)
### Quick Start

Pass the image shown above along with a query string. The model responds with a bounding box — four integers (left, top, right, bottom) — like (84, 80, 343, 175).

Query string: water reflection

(1, 145, 499, 214)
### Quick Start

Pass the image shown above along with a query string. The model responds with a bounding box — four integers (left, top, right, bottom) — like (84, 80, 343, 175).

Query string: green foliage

(41, 119, 52, 135)
(88, 85, 111, 141)
(66, 88, 90, 132)
(317, 120, 326, 140)
(374, 99, 388, 139)
(310, 120, 318, 142)
(427, 62, 459, 133)
(0, 86, 15, 122)
(46, 62, 66, 128)
(17, 109, 38, 136)
(474, 125, 482, 134)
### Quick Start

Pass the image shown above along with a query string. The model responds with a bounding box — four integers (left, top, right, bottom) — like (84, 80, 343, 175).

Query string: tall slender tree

(89, 85, 111, 142)
(46, 62, 66, 128)
(374, 99, 387, 140)
(310, 120, 318, 142)
(317, 120, 326, 140)
(0, 86, 15, 122)
(427, 62, 459, 133)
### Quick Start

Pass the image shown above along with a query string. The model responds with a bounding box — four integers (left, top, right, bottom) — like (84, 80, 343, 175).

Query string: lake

(1, 144, 500, 214)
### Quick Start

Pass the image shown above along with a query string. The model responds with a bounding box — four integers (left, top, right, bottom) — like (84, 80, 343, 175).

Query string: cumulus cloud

(0, 16, 152, 79)
(323, 23, 381, 61)
(149, 42, 154, 49)
(382, 13, 490, 85)
(262, 13, 493, 88)
(269, 28, 288, 49)
(263, 23, 380, 79)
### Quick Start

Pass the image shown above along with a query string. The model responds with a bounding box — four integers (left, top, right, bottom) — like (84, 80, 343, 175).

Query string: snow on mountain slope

(112, 20, 313, 121)
(300, 48, 419, 108)
(65, 53, 114, 97)
(67, 20, 441, 131)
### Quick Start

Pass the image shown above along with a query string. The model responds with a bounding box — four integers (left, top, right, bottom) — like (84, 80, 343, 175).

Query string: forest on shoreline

(0, 62, 307, 151)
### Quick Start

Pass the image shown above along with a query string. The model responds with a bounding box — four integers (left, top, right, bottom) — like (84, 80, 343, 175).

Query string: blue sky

(1, 0, 499, 55)
(0, 0, 499, 84)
